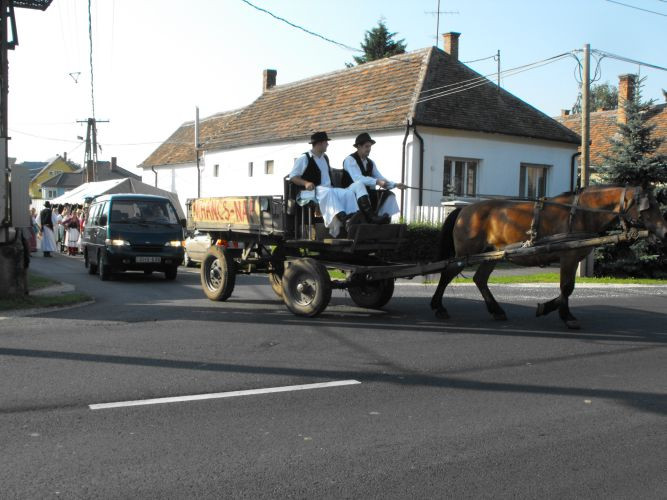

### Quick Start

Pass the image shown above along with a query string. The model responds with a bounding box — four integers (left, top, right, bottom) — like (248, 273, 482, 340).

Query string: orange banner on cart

(191, 197, 260, 225)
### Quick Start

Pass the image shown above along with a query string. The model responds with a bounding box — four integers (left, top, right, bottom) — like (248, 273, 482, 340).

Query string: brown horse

(430, 185, 667, 329)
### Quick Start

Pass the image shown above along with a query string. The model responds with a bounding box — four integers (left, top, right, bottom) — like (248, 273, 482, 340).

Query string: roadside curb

(0, 299, 95, 318)
(31, 282, 76, 296)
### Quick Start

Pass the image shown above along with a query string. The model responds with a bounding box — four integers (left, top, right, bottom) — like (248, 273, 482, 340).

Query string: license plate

(136, 256, 161, 263)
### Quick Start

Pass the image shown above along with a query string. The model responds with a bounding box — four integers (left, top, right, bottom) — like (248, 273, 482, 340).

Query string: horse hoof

(536, 303, 545, 317)
(565, 320, 580, 330)
(493, 312, 507, 321)
(434, 309, 450, 320)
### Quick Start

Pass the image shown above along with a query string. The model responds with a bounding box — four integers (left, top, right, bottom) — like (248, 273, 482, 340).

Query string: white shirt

(289, 151, 332, 187)
(343, 155, 394, 189)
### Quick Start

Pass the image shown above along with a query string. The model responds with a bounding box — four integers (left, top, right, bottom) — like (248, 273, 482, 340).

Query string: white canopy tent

(50, 178, 185, 219)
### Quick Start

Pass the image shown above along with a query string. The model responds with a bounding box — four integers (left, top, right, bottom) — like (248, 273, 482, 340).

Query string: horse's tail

(438, 207, 462, 261)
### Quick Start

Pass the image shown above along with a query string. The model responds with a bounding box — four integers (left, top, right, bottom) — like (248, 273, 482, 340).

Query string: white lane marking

(89, 379, 361, 410)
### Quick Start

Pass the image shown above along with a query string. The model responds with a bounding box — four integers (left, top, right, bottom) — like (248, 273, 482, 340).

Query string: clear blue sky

(9, 0, 667, 170)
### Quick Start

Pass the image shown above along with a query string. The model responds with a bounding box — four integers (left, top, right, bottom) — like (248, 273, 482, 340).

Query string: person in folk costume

(56, 205, 67, 252)
(289, 131, 390, 237)
(39, 201, 57, 257)
(343, 133, 405, 221)
(63, 209, 81, 255)
(29, 207, 39, 252)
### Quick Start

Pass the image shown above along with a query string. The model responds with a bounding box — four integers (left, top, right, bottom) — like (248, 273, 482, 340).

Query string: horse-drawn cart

(187, 182, 655, 319)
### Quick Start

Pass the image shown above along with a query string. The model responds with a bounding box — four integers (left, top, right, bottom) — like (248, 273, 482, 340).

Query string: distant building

(28, 154, 80, 199)
(39, 157, 140, 200)
(142, 34, 580, 219)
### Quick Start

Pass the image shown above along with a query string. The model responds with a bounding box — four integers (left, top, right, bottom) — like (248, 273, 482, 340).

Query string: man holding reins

(343, 132, 406, 222)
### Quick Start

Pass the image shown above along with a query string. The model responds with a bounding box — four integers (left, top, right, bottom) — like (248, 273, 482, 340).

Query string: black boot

(357, 196, 390, 224)
(345, 211, 365, 234)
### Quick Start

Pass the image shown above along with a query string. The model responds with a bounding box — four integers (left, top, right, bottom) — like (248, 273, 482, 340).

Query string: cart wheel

(281, 258, 331, 317)
(268, 272, 283, 298)
(268, 245, 285, 298)
(348, 278, 394, 309)
(201, 246, 236, 301)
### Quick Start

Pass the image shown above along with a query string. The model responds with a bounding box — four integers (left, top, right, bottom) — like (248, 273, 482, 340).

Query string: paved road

(1, 253, 666, 498)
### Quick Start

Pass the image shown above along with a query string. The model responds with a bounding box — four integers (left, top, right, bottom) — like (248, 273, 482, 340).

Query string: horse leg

(473, 261, 507, 320)
(535, 256, 580, 329)
(430, 264, 461, 319)
(557, 256, 580, 330)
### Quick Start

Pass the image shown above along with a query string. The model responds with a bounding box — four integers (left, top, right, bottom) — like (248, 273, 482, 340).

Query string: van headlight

(165, 240, 184, 247)
(105, 239, 130, 246)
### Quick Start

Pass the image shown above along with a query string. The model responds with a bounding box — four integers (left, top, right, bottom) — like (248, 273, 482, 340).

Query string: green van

(82, 194, 184, 281)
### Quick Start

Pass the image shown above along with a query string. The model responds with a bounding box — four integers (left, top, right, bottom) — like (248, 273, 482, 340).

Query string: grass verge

(0, 272, 92, 312)
(451, 272, 667, 285)
(0, 293, 92, 312)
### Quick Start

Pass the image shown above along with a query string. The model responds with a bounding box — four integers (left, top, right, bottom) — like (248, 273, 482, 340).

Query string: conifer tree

(599, 77, 667, 189)
(349, 20, 406, 66)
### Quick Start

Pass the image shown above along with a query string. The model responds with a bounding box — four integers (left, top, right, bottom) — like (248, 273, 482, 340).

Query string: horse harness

(525, 186, 648, 246)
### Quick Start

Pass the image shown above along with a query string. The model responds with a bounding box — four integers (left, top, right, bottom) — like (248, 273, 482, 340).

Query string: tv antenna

(425, 0, 459, 48)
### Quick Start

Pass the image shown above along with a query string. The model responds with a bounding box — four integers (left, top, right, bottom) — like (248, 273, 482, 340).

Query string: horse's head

(623, 186, 667, 242)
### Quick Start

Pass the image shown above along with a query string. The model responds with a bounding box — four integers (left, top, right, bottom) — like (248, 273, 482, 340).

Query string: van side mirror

(180, 218, 187, 228)
(99, 214, 107, 226)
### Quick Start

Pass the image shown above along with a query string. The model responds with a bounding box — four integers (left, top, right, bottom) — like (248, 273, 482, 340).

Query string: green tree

(571, 82, 618, 114)
(594, 77, 667, 278)
(599, 77, 667, 188)
(348, 20, 406, 66)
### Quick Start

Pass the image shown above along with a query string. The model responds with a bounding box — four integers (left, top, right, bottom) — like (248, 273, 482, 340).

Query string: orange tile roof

(142, 47, 580, 168)
(557, 103, 667, 166)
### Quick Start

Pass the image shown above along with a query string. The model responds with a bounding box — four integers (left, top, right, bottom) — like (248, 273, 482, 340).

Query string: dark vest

(300, 152, 332, 186)
(40, 208, 53, 229)
(350, 152, 375, 177)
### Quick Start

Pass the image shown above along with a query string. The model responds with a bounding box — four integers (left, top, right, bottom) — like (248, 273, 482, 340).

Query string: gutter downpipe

(570, 151, 581, 191)
(400, 120, 411, 220)
(151, 165, 158, 187)
(412, 122, 425, 207)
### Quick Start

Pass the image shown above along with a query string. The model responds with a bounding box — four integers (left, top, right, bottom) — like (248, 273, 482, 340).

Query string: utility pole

(77, 117, 108, 182)
(195, 106, 201, 198)
(579, 43, 593, 277)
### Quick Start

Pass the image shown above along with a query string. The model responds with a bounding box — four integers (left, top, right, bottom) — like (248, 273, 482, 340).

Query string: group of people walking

(288, 131, 405, 237)
(30, 202, 84, 257)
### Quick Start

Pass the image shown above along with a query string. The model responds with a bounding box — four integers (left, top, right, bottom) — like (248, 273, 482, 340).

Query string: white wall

(143, 127, 578, 220)
(416, 127, 579, 208)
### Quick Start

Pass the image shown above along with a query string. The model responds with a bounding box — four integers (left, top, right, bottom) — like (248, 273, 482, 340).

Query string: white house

(141, 33, 580, 221)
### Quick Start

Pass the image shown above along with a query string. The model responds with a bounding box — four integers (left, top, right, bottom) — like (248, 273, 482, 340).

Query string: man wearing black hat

(289, 131, 369, 237)
(343, 132, 405, 221)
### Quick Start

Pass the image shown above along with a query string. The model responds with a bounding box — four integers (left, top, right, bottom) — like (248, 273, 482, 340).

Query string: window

(443, 157, 478, 196)
(213, 164, 219, 177)
(264, 160, 274, 175)
(519, 164, 549, 199)
(248, 162, 254, 177)
(45, 188, 57, 199)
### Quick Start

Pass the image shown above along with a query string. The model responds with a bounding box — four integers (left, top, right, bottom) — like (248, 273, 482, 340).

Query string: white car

(183, 231, 243, 266)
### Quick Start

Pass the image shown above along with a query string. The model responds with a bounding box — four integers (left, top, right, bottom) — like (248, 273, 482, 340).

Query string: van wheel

(85, 248, 97, 275)
(98, 252, 112, 281)
(164, 266, 178, 281)
(201, 247, 236, 301)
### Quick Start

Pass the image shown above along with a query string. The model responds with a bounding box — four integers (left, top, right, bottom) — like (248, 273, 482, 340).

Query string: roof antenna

(69, 72, 81, 83)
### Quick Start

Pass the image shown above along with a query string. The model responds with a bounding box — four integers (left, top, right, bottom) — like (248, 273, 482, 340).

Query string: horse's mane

(553, 184, 627, 199)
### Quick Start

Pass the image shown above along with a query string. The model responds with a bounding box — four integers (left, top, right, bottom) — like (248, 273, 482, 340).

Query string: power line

(463, 54, 496, 64)
(592, 49, 667, 71)
(238, 0, 361, 52)
(605, 0, 667, 17)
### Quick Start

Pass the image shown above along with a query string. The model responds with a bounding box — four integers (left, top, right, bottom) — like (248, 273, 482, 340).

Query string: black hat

(354, 132, 376, 147)
(309, 131, 330, 144)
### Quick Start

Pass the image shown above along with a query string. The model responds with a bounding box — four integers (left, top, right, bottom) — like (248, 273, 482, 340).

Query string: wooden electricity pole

(579, 43, 593, 277)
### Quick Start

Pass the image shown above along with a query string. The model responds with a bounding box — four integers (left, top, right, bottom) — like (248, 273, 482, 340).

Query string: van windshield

(110, 200, 179, 225)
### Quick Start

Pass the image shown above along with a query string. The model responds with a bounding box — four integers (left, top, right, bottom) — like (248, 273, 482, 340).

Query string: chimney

(442, 32, 460, 61)
(263, 69, 277, 92)
(561, 109, 570, 118)
(63, 151, 67, 161)
(617, 74, 636, 124)
(111, 156, 117, 171)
